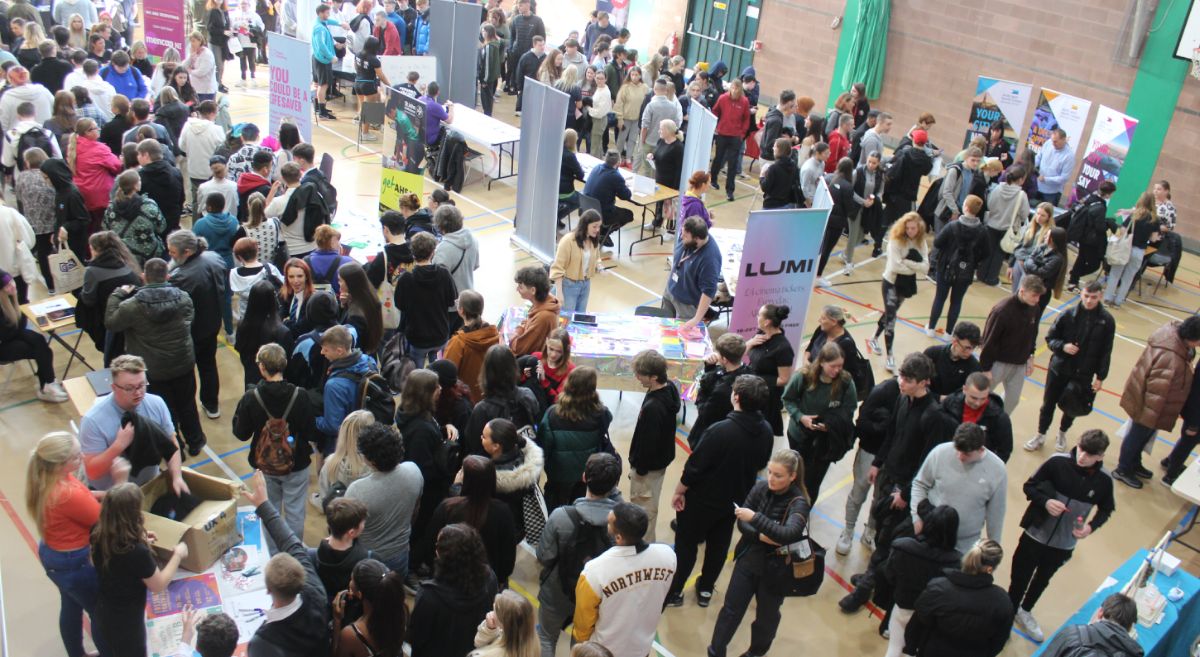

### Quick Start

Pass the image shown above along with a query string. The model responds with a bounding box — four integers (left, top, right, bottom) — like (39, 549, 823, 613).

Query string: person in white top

(77, 60, 117, 117)
(265, 163, 314, 256)
(62, 50, 89, 90)
(573, 502, 676, 657)
(178, 100, 226, 204)
(587, 69, 612, 157)
(181, 31, 219, 98)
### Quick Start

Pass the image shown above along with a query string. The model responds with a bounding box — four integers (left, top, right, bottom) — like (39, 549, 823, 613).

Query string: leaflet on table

(147, 604, 225, 657)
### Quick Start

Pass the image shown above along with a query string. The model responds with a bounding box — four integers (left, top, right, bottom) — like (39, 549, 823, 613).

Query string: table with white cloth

(331, 210, 385, 264)
(447, 103, 522, 187)
(576, 153, 679, 256)
(705, 227, 747, 297)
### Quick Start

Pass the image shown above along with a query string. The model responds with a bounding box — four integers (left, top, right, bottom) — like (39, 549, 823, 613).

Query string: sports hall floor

(1, 76, 1198, 656)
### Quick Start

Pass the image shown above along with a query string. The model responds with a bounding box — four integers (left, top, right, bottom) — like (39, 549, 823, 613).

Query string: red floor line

(824, 566, 886, 619)
(0, 486, 38, 554)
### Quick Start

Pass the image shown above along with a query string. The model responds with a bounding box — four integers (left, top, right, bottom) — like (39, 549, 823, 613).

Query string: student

(508, 265, 561, 357)
(432, 204, 480, 296)
(314, 325, 383, 446)
(178, 101, 225, 204)
(782, 342, 857, 501)
(707, 450, 810, 657)
(92, 483, 189, 657)
(241, 471, 331, 657)
(979, 274, 1045, 415)
(627, 351, 680, 542)
(911, 424, 1008, 554)
(235, 152, 276, 224)
(167, 229, 226, 423)
(331, 559, 409, 657)
(905, 539, 1014, 657)
(469, 590, 538, 657)
(931, 373, 1014, 462)
(444, 290, 500, 403)
(866, 213, 928, 371)
(395, 232, 459, 366)
(229, 237, 282, 324)
(317, 411, 375, 504)
(1041, 593, 1141, 656)
(193, 192, 240, 334)
(926, 194, 988, 337)
(882, 505, 963, 657)
(549, 209, 602, 314)
(708, 79, 750, 201)
(396, 369, 453, 542)
(175, 606, 239, 657)
(665, 376, 773, 608)
(520, 328, 576, 410)
(312, 497, 371, 606)
(759, 138, 801, 209)
(135, 139, 185, 235)
(924, 322, 982, 400)
(279, 257, 314, 333)
(363, 210, 412, 289)
(430, 359, 474, 440)
(0, 268, 70, 401)
(1105, 191, 1160, 308)
(538, 366, 612, 512)
(336, 261, 383, 354)
(1020, 226, 1068, 317)
(42, 156, 92, 262)
(344, 422, 423, 575)
(1065, 182, 1117, 290)
(196, 157, 239, 222)
(688, 332, 750, 449)
(303, 224, 355, 295)
(408, 524, 499, 657)
(463, 346, 541, 457)
(744, 305, 794, 437)
(420, 455, 517, 587)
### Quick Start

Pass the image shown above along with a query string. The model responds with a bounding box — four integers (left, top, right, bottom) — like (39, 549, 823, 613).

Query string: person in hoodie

(78, 231, 141, 363)
(926, 194, 988, 337)
(178, 100, 225, 205)
(2, 101, 61, 171)
(313, 497, 371, 606)
(363, 209, 413, 291)
(508, 265, 561, 357)
(98, 50, 146, 101)
(134, 139, 184, 236)
(314, 325, 382, 451)
(303, 224, 354, 295)
(227, 123, 270, 181)
(283, 290, 344, 389)
(1044, 593, 1143, 657)
(432, 204, 479, 296)
(240, 471, 331, 657)
(42, 157, 92, 262)
(395, 232, 458, 366)
(881, 128, 933, 227)
(229, 237, 282, 323)
(235, 150, 274, 223)
(444, 290, 499, 404)
(982, 164, 1031, 285)
(193, 191, 240, 335)
(758, 90, 799, 161)
(102, 169, 166, 264)
(409, 523, 498, 657)
(197, 156, 240, 221)
(67, 116, 122, 230)
(168, 229, 227, 419)
(880, 505, 963, 657)
(232, 343, 314, 553)
(235, 279, 292, 387)
(679, 171, 713, 227)
(931, 372, 1014, 462)
(105, 257, 209, 455)
(759, 137, 801, 209)
(0, 66, 53, 159)
(904, 539, 1014, 657)
(628, 350, 680, 542)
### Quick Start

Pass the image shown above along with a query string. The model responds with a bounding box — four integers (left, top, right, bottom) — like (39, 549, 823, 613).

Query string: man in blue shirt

(421, 80, 453, 146)
(385, 0, 407, 51)
(99, 50, 146, 100)
(1034, 127, 1075, 206)
(311, 3, 347, 120)
(665, 216, 721, 332)
(582, 150, 633, 247)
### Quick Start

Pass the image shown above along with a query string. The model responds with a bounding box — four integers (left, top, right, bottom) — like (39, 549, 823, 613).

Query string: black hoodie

(231, 379, 316, 473)
(394, 263, 458, 349)
(408, 572, 498, 657)
(40, 158, 90, 259)
(139, 159, 185, 234)
(680, 410, 774, 511)
(313, 539, 371, 606)
(249, 502, 330, 657)
(933, 391, 1013, 462)
(629, 381, 682, 474)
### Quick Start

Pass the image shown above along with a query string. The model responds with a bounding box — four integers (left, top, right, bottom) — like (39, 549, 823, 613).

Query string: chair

(634, 304, 671, 318)
(319, 153, 334, 181)
(1135, 255, 1170, 297)
(0, 358, 36, 398)
(580, 193, 621, 256)
(357, 102, 386, 150)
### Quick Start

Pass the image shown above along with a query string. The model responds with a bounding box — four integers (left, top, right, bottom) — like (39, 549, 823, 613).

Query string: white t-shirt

(266, 187, 316, 255)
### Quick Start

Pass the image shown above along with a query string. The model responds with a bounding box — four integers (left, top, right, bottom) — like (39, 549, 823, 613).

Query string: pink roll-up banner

(143, 0, 185, 59)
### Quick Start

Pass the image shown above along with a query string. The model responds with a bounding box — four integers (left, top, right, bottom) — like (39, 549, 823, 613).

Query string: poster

(1025, 89, 1091, 155)
(380, 85, 426, 212)
(143, 0, 185, 58)
(267, 33, 313, 143)
(146, 573, 222, 619)
(727, 207, 831, 364)
(963, 76, 1033, 157)
(1073, 104, 1138, 202)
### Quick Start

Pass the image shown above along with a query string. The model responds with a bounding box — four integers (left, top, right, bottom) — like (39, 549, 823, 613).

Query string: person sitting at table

(508, 265, 561, 357)
(549, 209, 602, 314)
(422, 80, 454, 147)
(581, 149, 633, 248)
(646, 118, 683, 228)
(1040, 593, 1140, 657)
(0, 268, 69, 402)
(558, 128, 586, 226)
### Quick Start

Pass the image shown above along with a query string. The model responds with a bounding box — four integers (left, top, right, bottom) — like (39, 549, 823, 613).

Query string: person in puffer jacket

(1040, 593, 1143, 657)
(904, 539, 1014, 657)
(68, 117, 122, 227)
(1019, 226, 1067, 318)
(706, 449, 810, 657)
(537, 366, 612, 513)
(881, 505, 962, 657)
(102, 170, 166, 264)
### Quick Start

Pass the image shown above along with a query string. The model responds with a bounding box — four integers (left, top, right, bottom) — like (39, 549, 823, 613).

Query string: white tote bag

(47, 248, 84, 292)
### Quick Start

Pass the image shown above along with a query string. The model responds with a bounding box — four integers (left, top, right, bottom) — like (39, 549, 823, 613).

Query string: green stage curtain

(840, 0, 890, 99)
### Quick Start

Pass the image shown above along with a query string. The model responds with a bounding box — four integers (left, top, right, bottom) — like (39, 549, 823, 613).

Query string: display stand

(512, 79, 570, 264)
(677, 102, 717, 233)
(430, 0, 482, 107)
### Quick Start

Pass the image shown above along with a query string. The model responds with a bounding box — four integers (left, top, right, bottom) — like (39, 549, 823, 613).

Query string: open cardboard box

(141, 468, 242, 573)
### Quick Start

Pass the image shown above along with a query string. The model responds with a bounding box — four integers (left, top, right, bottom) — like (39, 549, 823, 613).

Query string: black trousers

(791, 434, 834, 504)
(1037, 368, 1078, 434)
(35, 233, 54, 291)
(479, 79, 497, 116)
(874, 278, 907, 353)
(882, 195, 912, 231)
(148, 371, 206, 451)
(1069, 244, 1105, 285)
(0, 327, 55, 385)
(817, 214, 848, 277)
(707, 562, 784, 657)
(710, 135, 741, 197)
(670, 503, 735, 596)
(979, 227, 1006, 285)
(927, 275, 971, 333)
(1164, 429, 1200, 479)
(1007, 532, 1072, 612)
(193, 331, 220, 410)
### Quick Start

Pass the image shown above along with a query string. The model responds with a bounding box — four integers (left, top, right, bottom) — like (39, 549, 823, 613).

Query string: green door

(683, 0, 761, 77)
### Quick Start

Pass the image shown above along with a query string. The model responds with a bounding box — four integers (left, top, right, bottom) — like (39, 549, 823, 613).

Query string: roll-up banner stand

(430, 0, 483, 107)
(513, 79, 571, 264)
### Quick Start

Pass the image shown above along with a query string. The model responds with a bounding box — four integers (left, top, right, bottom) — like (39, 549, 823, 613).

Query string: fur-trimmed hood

(494, 438, 544, 494)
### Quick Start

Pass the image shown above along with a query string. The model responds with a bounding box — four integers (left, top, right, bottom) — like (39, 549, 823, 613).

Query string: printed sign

(267, 33, 313, 143)
(380, 85, 426, 212)
(143, 0, 185, 58)
(1025, 88, 1091, 156)
(1073, 105, 1138, 202)
(963, 76, 1033, 158)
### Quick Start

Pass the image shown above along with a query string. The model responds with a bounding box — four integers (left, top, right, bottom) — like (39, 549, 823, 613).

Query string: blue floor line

(189, 444, 251, 469)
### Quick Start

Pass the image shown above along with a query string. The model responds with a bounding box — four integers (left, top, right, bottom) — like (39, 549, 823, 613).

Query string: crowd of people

(3, 2, 1194, 657)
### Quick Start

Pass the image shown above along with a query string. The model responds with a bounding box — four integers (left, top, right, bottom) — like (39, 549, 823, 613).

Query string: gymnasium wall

(539, 0, 687, 63)
(750, 0, 1200, 242)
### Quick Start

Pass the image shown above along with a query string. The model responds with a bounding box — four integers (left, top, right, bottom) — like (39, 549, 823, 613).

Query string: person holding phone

(781, 342, 857, 503)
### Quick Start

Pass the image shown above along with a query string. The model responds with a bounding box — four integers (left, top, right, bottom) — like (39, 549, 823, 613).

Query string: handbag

(377, 249, 401, 330)
(894, 273, 917, 298)
(999, 200, 1025, 254)
(48, 247, 84, 292)
(520, 483, 549, 546)
(1057, 379, 1096, 418)
(1105, 228, 1133, 267)
(768, 499, 825, 597)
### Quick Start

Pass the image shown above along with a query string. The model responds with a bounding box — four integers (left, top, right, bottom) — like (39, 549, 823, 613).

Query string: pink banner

(144, 0, 185, 58)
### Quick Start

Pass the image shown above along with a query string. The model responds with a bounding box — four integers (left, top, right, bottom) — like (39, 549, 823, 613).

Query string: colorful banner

(727, 207, 831, 364)
(143, 0, 185, 58)
(380, 85, 426, 212)
(1073, 105, 1138, 202)
(267, 33, 313, 143)
(963, 76, 1033, 157)
(1025, 88, 1092, 156)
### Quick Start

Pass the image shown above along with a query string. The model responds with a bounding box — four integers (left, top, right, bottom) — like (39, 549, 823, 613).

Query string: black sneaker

(697, 589, 713, 607)
(1113, 469, 1143, 489)
(871, 246, 883, 258)
(726, 193, 735, 202)
(838, 586, 871, 613)
(850, 573, 868, 588)
(1134, 465, 1154, 479)
(187, 437, 207, 457)
(1162, 473, 1179, 487)
(663, 592, 684, 608)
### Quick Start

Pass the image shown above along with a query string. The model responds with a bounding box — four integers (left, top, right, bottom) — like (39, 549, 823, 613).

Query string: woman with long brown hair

(397, 369, 453, 540)
(422, 455, 517, 586)
(444, 290, 501, 403)
(549, 209, 602, 313)
(337, 260, 383, 353)
(77, 230, 141, 363)
(279, 257, 314, 332)
(781, 342, 857, 501)
(409, 524, 499, 657)
(102, 169, 167, 264)
(44, 90, 76, 154)
(332, 559, 409, 657)
(537, 366, 612, 511)
(1105, 190, 1160, 307)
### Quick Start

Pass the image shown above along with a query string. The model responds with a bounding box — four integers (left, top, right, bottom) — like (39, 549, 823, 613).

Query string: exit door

(683, 0, 761, 78)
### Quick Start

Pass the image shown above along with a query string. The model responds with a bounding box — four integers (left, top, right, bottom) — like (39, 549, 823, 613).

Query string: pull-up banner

(144, 0, 185, 58)
(1074, 105, 1138, 203)
(513, 79, 570, 264)
(267, 33, 313, 143)
(1025, 88, 1091, 156)
(380, 85, 426, 212)
(964, 76, 1032, 158)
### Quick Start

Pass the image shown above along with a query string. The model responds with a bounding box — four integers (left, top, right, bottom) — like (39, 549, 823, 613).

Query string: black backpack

(558, 507, 614, 601)
(15, 127, 54, 171)
(333, 370, 396, 425)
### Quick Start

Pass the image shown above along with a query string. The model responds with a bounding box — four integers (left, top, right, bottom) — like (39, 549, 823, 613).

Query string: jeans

(0, 326, 56, 385)
(558, 277, 591, 314)
(1105, 246, 1145, 306)
(1037, 368, 1078, 434)
(844, 447, 877, 532)
(1010, 259, 1025, 295)
(669, 503, 735, 596)
(238, 48, 257, 78)
(989, 360, 1027, 415)
(537, 576, 574, 657)
(194, 331, 220, 411)
(1039, 191, 1062, 206)
(407, 342, 445, 368)
(707, 563, 784, 657)
(616, 121, 639, 161)
(1008, 532, 1072, 612)
(979, 227, 1007, 285)
(212, 42, 226, 85)
(629, 468, 666, 542)
(710, 135, 741, 197)
(265, 469, 309, 554)
(381, 549, 409, 579)
(148, 371, 206, 451)
(927, 275, 971, 333)
(221, 281, 234, 335)
(1118, 420, 1157, 474)
(39, 543, 108, 657)
(883, 606, 915, 657)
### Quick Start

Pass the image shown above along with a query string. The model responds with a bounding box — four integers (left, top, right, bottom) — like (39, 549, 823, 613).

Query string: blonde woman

(318, 409, 376, 503)
(1105, 191, 1160, 307)
(1008, 201, 1054, 292)
(26, 433, 124, 657)
(907, 539, 1013, 655)
(67, 14, 87, 50)
(470, 590, 539, 657)
(612, 66, 646, 167)
(182, 30, 218, 100)
(868, 212, 928, 370)
(16, 21, 45, 68)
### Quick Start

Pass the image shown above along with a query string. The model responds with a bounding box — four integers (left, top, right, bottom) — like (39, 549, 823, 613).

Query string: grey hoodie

(985, 182, 1030, 231)
(432, 228, 479, 294)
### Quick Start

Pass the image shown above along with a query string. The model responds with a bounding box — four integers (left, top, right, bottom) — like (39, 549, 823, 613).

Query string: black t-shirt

(748, 331, 794, 389)
(97, 542, 156, 609)
(355, 54, 380, 82)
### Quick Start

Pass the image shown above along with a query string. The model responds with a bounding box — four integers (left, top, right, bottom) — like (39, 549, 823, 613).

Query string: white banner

(1024, 88, 1092, 155)
(965, 76, 1033, 156)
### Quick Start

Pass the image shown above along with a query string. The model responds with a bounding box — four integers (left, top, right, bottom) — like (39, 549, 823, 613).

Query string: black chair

(580, 193, 622, 256)
(357, 102, 386, 150)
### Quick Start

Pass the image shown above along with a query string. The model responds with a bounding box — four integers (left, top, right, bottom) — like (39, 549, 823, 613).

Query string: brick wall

(754, 0, 846, 109)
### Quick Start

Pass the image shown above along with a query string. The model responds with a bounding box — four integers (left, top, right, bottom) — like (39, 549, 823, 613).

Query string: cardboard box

(141, 468, 242, 573)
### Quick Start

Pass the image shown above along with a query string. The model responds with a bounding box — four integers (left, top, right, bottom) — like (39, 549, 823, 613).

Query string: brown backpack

(252, 387, 300, 476)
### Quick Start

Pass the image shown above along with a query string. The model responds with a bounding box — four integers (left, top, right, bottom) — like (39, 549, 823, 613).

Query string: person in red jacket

(372, 7, 402, 55)
(826, 113, 852, 173)
(708, 79, 750, 202)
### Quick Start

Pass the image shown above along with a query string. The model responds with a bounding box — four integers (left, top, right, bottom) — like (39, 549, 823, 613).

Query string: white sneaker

(1014, 608, 1044, 642)
(843, 263, 854, 276)
(866, 337, 882, 355)
(1024, 434, 1046, 451)
(1055, 431, 1068, 452)
(36, 382, 68, 403)
(924, 325, 936, 337)
(817, 277, 832, 289)
(861, 527, 876, 550)
(203, 404, 221, 419)
(361, 132, 379, 141)
(835, 527, 854, 555)
(885, 355, 896, 372)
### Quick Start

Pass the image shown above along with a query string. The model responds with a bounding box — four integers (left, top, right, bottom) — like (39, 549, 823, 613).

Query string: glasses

(113, 382, 148, 393)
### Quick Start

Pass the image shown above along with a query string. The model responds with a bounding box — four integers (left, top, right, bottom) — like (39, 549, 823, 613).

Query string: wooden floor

(2, 73, 1198, 656)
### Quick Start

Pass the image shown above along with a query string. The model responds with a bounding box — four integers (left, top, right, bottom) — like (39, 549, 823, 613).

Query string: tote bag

(48, 248, 84, 292)
(999, 202, 1025, 254)
(1106, 228, 1133, 267)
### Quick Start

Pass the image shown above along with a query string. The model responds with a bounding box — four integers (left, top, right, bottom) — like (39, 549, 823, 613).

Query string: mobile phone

(732, 502, 740, 511)
(572, 312, 597, 325)
(36, 315, 48, 327)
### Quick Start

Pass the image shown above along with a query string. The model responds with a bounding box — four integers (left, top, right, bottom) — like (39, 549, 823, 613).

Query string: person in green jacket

(781, 341, 857, 502)
(478, 23, 505, 116)
(537, 366, 613, 512)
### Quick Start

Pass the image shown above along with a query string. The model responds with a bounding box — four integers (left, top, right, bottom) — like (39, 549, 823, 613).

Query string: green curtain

(840, 0, 890, 99)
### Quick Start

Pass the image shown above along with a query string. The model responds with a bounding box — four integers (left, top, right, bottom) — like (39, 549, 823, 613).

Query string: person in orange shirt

(444, 289, 500, 403)
(508, 265, 561, 357)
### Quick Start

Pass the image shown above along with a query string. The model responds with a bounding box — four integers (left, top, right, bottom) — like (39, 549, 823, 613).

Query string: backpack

(378, 250, 401, 329)
(283, 179, 333, 242)
(252, 387, 300, 476)
(333, 370, 396, 425)
(15, 127, 54, 171)
(305, 253, 342, 292)
(379, 332, 416, 392)
(557, 507, 614, 602)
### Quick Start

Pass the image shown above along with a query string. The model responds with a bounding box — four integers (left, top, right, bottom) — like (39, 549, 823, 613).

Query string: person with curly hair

(344, 422, 423, 576)
(408, 523, 499, 657)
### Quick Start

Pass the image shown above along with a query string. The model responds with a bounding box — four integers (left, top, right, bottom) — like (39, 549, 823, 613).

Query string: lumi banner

(1025, 88, 1092, 156)
(963, 76, 1032, 157)
(267, 33, 313, 143)
(143, 0, 185, 58)
(513, 79, 570, 263)
(380, 85, 426, 212)
(728, 207, 831, 363)
(1073, 105, 1139, 203)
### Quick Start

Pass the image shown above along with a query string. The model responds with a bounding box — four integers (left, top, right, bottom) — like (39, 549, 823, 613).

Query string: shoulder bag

(765, 497, 825, 597)
(1105, 226, 1133, 267)
(999, 200, 1026, 254)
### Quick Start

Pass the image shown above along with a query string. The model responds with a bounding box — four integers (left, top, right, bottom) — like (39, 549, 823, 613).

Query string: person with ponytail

(444, 290, 500, 403)
(331, 558, 409, 657)
(470, 590, 538, 657)
(881, 505, 962, 657)
(68, 116, 122, 232)
(746, 303, 794, 436)
(26, 432, 122, 657)
(102, 169, 167, 263)
(904, 539, 1013, 657)
(706, 449, 810, 657)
